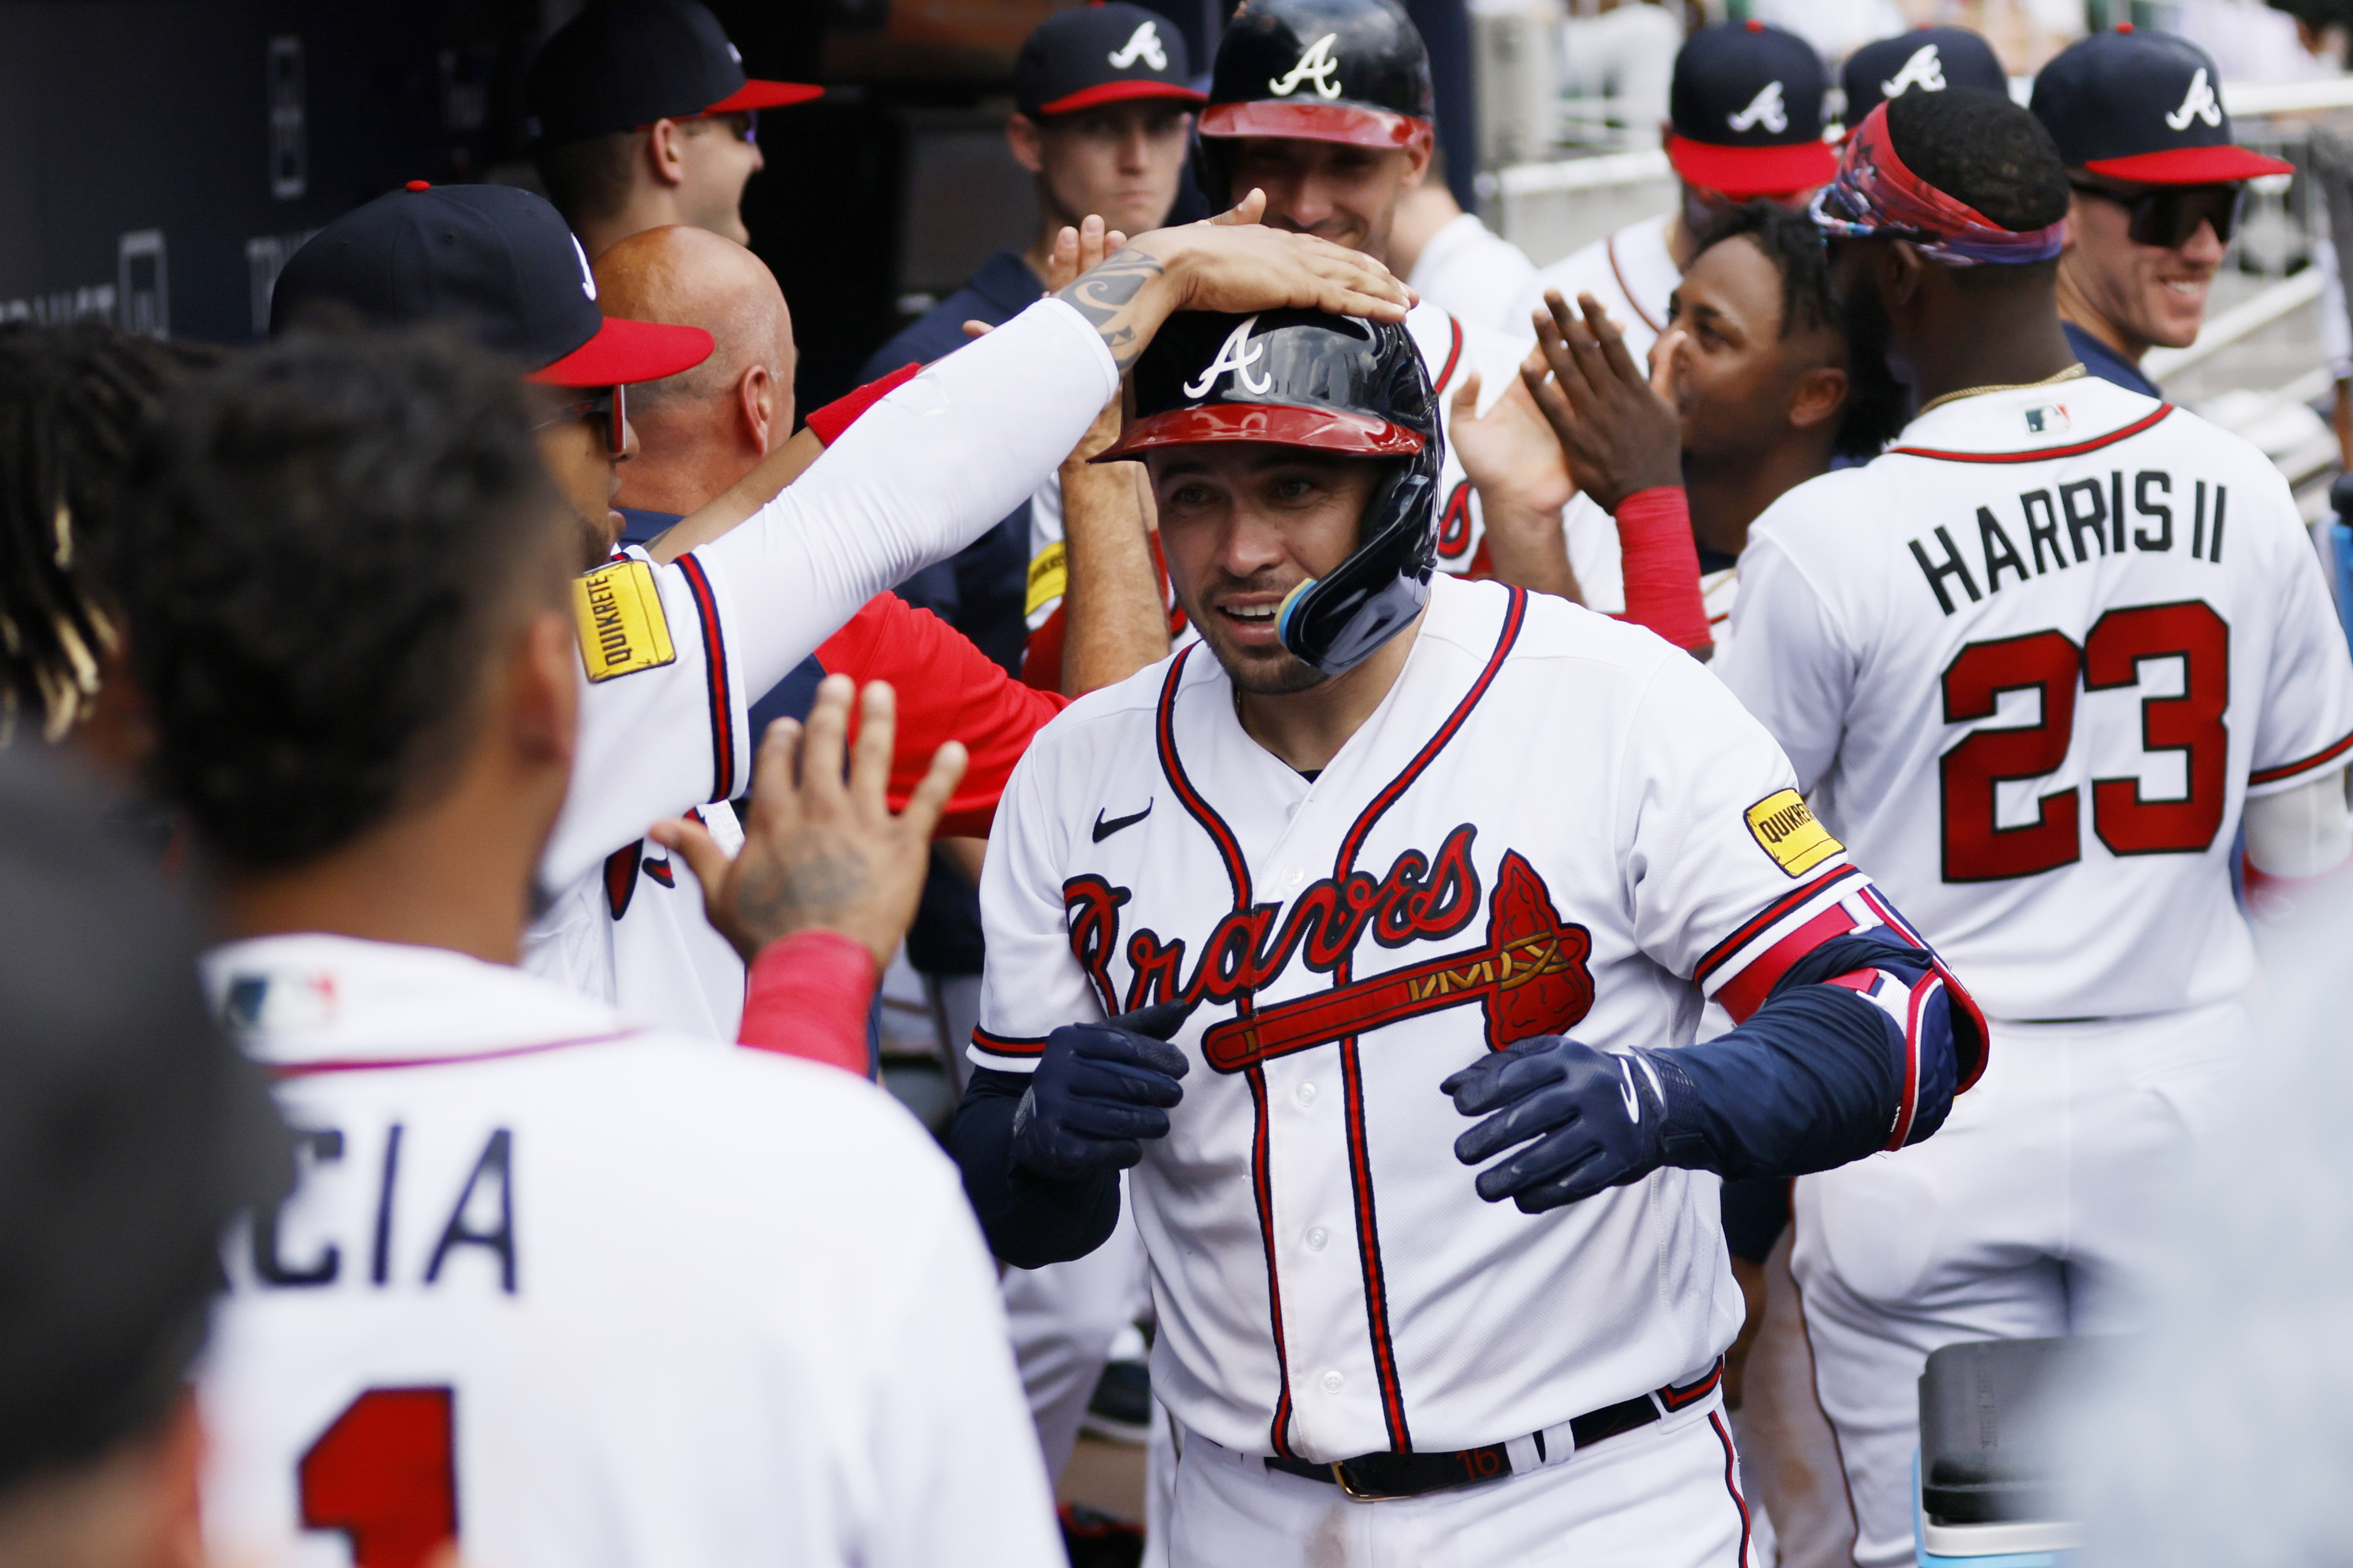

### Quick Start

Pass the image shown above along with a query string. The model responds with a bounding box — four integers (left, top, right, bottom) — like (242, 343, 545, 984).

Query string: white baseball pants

(1792, 1001, 2239, 1567)
(1002, 1193, 1152, 1481)
(1166, 1393, 1755, 1568)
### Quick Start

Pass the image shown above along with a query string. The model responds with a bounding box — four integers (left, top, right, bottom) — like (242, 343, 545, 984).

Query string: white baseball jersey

(1407, 211, 1541, 340)
(1718, 376, 2353, 1022)
(198, 933, 1059, 1568)
(1023, 301, 1544, 622)
(973, 574, 1921, 1462)
(523, 297, 1119, 1038)
(1512, 212, 1680, 366)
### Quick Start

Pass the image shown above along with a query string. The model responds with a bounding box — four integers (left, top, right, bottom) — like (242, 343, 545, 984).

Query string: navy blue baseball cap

(1842, 27, 2009, 126)
(1669, 21, 1835, 198)
(1017, 3, 1205, 118)
(526, 0, 820, 148)
(2030, 25, 2292, 185)
(270, 182, 712, 388)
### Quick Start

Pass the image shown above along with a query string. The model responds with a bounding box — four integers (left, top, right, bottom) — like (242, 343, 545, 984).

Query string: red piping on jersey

(1606, 233, 1666, 334)
(1431, 315, 1464, 396)
(264, 1027, 645, 1078)
(675, 554, 737, 802)
(1694, 864, 1864, 989)
(1890, 404, 2173, 464)
(1154, 648, 1300, 1457)
(970, 1026, 1049, 1059)
(1714, 904, 1861, 1023)
(1327, 586, 1528, 1454)
(2251, 726, 2353, 785)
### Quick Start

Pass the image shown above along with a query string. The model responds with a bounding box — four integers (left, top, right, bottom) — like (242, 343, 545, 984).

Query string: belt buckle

(1329, 1461, 1407, 1503)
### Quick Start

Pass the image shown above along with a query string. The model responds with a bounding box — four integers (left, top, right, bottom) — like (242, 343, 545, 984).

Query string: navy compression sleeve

(949, 1067, 1124, 1268)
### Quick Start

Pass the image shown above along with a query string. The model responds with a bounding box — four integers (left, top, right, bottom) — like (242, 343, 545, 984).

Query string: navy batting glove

(1441, 1036, 1668, 1214)
(1012, 1001, 1193, 1182)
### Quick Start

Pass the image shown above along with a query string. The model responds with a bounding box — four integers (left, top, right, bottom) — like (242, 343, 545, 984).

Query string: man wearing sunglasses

(2031, 26, 2292, 397)
(526, 0, 821, 260)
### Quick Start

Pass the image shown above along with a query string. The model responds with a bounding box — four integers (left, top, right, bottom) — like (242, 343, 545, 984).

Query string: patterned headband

(1809, 101, 2066, 267)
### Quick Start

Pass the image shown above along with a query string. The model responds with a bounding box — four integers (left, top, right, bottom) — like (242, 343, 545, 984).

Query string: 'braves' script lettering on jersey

(250, 1123, 518, 1295)
(1907, 470, 2228, 615)
(1062, 823, 1596, 1059)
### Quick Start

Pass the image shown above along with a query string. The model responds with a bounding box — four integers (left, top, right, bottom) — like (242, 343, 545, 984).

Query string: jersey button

(1282, 865, 1305, 887)
(1321, 1370, 1345, 1395)
(1305, 1225, 1328, 1252)
(1294, 1080, 1317, 1108)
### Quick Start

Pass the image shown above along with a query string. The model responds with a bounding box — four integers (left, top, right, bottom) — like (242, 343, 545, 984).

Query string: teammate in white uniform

(107, 330, 1054, 1567)
(1717, 88, 2353, 1567)
(950, 306, 1987, 1564)
(268, 180, 1410, 1048)
(1188, 0, 1577, 600)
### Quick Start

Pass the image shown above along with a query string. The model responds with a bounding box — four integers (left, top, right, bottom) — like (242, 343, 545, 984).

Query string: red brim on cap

(1038, 78, 1210, 116)
(1667, 134, 1838, 199)
(1197, 100, 1426, 149)
(1092, 403, 1425, 462)
(707, 79, 824, 113)
(526, 316, 714, 387)
(2083, 145, 2295, 184)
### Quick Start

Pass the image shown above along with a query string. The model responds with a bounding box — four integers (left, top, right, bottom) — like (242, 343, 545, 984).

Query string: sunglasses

(2070, 179, 2245, 250)
(538, 384, 628, 458)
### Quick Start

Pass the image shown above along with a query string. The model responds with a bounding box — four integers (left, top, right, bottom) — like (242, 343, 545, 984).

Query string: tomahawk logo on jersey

(1719, 375, 2353, 1020)
(972, 578, 1972, 1461)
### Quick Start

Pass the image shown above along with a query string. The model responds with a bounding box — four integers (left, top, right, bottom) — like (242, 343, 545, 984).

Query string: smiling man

(2031, 25, 2292, 396)
(949, 307, 1983, 1563)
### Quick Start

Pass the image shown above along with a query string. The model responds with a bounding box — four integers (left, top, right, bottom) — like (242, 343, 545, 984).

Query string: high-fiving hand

(1519, 290, 1685, 515)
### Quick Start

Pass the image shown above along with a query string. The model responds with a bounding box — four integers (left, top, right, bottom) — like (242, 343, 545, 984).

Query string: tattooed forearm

(1057, 250, 1166, 371)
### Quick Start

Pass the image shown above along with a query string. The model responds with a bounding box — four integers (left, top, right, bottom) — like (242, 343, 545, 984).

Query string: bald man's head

(593, 226, 796, 513)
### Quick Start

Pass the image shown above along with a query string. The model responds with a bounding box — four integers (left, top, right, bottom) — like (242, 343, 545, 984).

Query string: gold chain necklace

(1915, 362, 2087, 418)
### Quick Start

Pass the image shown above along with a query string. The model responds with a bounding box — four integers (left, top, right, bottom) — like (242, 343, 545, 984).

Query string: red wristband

(804, 363, 920, 447)
(737, 930, 879, 1077)
(1610, 486, 1713, 653)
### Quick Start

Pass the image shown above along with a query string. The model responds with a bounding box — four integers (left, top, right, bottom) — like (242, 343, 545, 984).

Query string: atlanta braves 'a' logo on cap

(1108, 18, 1168, 70)
(1269, 32, 1344, 100)
(1183, 317, 1273, 397)
(1881, 44, 1947, 100)
(1728, 79, 1788, 134)
(2166, 67, 2223, 131)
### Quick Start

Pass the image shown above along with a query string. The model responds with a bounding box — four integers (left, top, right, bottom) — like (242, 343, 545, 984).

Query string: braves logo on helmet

(1268, 31, 1345, 99)
(1182, 317, 1274, 397)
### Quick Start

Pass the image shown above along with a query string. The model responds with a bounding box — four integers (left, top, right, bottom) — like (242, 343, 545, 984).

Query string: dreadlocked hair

(112, 328, 565, 871)
(0, 325, 217, 743)
(1691, 200, 1837, 342)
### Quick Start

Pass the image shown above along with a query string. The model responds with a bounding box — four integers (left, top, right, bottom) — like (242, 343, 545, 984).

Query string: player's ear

(1007, 112, 1046, 175)
(1788, 364, 1848, 432)
(646, 119, 690, 188)
(1884, 240, 1928, 310)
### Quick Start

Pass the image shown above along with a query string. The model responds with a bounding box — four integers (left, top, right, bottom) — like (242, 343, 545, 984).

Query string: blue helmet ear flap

(1277, 457, 1439, 677)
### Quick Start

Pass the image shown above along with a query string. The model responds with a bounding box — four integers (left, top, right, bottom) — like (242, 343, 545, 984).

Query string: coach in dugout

(2032, 25, 2294, 397)
(526, 0, 820, 261)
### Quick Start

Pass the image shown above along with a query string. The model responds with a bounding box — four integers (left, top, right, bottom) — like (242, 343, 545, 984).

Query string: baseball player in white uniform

(950, 306, 1989, 1564)
(109, 330, 1055, 1568)
(1717, 87, 2353, 1567)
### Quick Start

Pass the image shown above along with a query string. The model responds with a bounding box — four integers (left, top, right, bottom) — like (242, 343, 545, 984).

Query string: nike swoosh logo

(1618, 1060, 1642, 1123)
(1092, 801, 1153, 842)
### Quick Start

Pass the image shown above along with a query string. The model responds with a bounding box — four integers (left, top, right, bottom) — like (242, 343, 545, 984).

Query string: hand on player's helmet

(651, 675, 966, 970)
(1520, 290, 1685, 515)
(1118, 197, 1413, 323)
(1012, 1002, 1195, 1182)
(1441, 1035, 1668, 1214)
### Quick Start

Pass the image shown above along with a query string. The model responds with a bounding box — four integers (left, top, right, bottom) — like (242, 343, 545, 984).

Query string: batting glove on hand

(1441, 1036, 1667, 1214)
(1012, 1001, 1193, 1182)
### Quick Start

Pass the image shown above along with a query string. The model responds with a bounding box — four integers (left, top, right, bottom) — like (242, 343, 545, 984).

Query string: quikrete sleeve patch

(1746, 788, 1843, 877)
(573, 558, 677, 682)
(1026, 541, 1069, 616)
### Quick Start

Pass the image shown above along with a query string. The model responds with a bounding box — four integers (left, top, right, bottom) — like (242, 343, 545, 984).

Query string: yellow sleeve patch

(1025, 540, 1069, 618)
(572, 559, 677, 682)
(1746, 789, 1842, 877)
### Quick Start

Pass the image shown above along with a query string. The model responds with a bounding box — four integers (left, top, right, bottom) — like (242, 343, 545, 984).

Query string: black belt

(1262, 1358, 1722, 1502)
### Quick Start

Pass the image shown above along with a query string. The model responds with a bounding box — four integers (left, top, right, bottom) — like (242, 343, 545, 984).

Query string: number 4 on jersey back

(298, 1386, 458, 1568)
(1939, 601, 2229, 881)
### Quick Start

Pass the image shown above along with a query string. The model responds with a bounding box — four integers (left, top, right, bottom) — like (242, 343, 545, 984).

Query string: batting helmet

(1096, 309, 1441, 677)
(1196, 0, 1434, 204)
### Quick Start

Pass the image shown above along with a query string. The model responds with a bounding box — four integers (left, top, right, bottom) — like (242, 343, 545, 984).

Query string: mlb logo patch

(2024, 403, 2070, 436)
